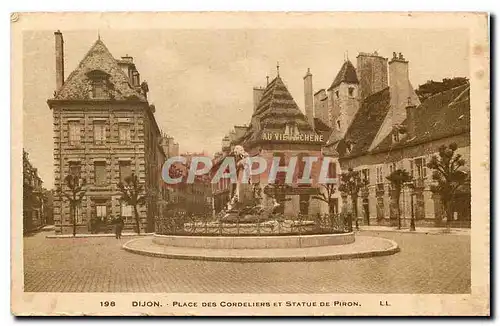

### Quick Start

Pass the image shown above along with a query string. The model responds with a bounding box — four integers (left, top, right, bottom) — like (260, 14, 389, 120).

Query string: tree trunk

(395, 191, 401, 230)
(71, 203, 76, 237)
(352, 196, 359, 230)
(444, 198, 453, 226)
(133, 205, 140, 235)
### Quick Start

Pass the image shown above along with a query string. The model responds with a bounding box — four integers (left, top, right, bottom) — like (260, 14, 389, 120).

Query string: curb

(122, 238, 400, 263)
(358, 228, 470, 235)
(46, 233, 154, 239)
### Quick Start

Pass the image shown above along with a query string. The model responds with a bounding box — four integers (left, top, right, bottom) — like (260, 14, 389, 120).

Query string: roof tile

(53, 39, 146, 102)
(328, 60, 359, 90)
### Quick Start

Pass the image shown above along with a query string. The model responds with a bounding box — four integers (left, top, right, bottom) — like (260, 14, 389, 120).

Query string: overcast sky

(23, 29, 469, 188)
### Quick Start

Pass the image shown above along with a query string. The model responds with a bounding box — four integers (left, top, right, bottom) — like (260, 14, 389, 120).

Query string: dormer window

(392, 131, 400, 143)
(335, 90, 339, 98)
(132, 70, 140, 86)
(336, 120, 341, 131)
(92, 79, 106, 98)
(86, 70, 110, 99)
(348, 87, 354, 97)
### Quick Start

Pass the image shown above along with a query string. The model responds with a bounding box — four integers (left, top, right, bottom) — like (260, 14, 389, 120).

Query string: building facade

(168, 152, 213, 216)
(23, 150, 47, 233)
(213, 71, 341, 217)
(48, 31, 167, 234)
(321, 51, 470, 226)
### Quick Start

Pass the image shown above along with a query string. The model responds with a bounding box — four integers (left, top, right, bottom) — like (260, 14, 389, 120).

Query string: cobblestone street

(23, 230, 470, 293)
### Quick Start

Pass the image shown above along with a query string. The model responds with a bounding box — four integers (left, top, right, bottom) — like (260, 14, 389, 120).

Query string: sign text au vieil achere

(261, 132, 325, 143)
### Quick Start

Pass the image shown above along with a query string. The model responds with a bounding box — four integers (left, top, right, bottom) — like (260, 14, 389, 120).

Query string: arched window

(86, 70, 110, 99)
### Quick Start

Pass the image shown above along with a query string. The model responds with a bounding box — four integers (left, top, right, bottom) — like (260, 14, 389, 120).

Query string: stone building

(23, 150, 46, 233)
(213, 69, 340, 217)
(47, 31, 167, 234)
(323, 51, 470, 226)
(160, 133, 180, 158)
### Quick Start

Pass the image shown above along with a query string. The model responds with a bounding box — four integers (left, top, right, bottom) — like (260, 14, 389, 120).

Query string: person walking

(115, 215, 124, 239)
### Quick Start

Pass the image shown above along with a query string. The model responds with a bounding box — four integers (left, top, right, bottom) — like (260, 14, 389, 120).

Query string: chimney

(54, 30, 64, 91)
(252, 87, 265, 112)
(369, 53, 420, 151)
(120, 55, 133, 63)
(356, 51, 388, 100)
(388, 52, 413, 126)
(303, 68, 314, 130)
(405, 99, 417, 139)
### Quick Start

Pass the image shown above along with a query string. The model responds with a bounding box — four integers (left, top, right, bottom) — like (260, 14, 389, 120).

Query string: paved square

(23, 230, 470, 293)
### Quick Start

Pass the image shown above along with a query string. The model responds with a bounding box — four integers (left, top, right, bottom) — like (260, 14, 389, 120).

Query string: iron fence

(155, 212, 350, 236)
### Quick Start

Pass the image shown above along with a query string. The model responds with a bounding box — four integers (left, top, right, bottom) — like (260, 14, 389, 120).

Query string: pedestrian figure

(115, 216, 124, 239)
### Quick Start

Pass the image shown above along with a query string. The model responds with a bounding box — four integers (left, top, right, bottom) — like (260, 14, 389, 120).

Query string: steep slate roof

(372, 82, 470, 153)
(52, 39, 146, 102)
(239, 75, 316, 146)
(336, 87, 391, 157)
(328, 60, 359, 90)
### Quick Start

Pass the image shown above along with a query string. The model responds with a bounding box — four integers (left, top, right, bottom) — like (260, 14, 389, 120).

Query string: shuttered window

(94, 161, 106, 185)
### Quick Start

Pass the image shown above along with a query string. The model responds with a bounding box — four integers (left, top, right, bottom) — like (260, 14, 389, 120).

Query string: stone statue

(221, 145, 265, 223)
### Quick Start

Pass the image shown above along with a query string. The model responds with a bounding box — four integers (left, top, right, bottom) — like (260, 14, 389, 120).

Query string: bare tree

(426, 143, 468, 225)
(59, 175, 87, 237)
(338, 168, 367, 231)
(312, 184, 337, 214)
(386, 169, 412, 230)
(118, 173, 146, 234)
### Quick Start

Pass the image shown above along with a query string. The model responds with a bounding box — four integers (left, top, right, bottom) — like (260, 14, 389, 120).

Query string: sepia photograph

(11, 12, 489, 316)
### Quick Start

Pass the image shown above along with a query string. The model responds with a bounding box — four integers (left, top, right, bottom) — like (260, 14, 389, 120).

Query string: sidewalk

(123, 235, 399, 262)
(46, 232, 154, 239)
(358, 225, 470, 235)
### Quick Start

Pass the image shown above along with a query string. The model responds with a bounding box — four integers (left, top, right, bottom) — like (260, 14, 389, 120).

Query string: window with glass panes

(94, 161, 106, 185)
(361, 168, 370, 184)
(69, 162, 81, 178)
(92, 79, 106, 99)
(414, 157, 427, 179)
(96, 204, 107, 222)
(68, 121, 80, 145)
(376, 165, 384, 184)
(119, 123, 131, 145)
(119, 161, 132, 183)
(94, 121, 106, 145)
(121, 202, 133, 222)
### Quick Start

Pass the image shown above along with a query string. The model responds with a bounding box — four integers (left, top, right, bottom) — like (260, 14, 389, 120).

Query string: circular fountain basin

(152, 232, 355, 249)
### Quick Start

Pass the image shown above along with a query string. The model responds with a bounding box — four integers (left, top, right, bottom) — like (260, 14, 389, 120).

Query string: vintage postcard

(11, 12, 489, 316)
